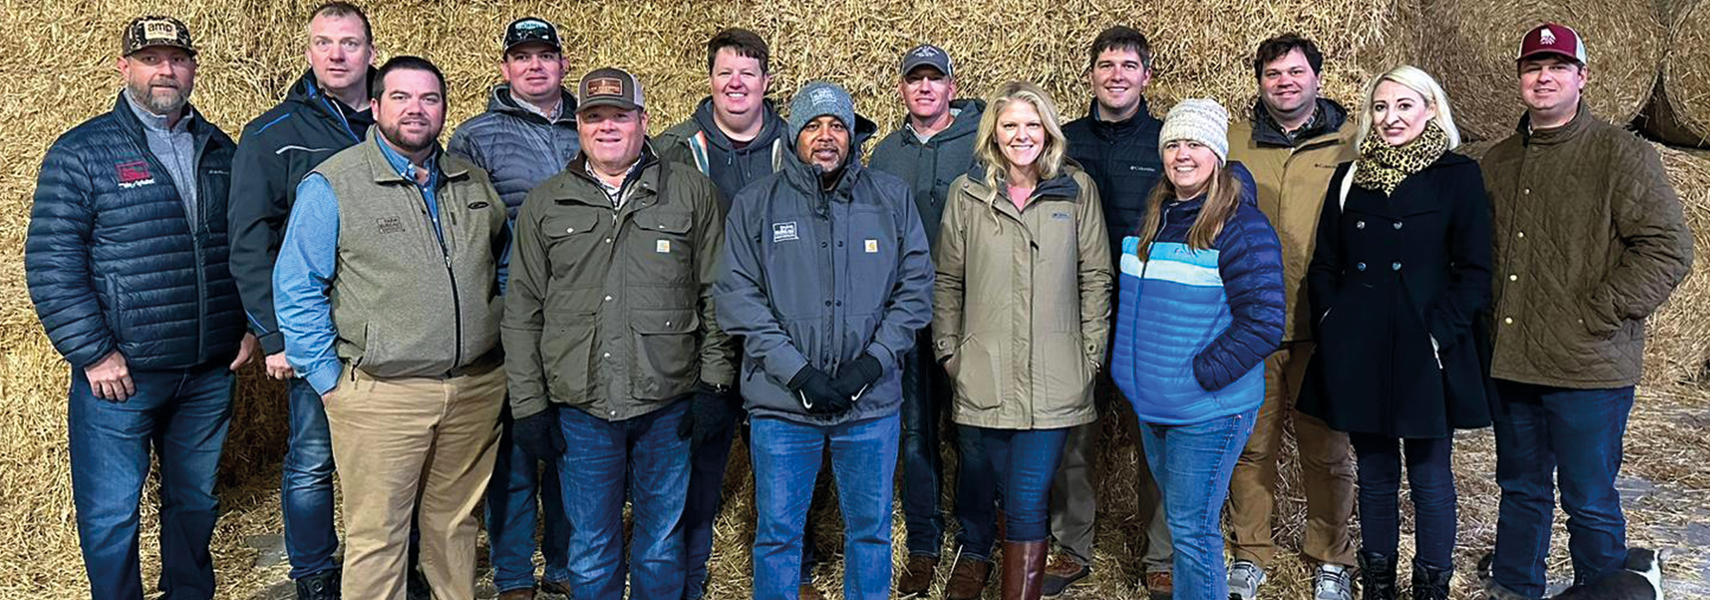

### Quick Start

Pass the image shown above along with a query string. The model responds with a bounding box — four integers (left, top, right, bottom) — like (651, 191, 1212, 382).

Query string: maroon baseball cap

(1516, 23, 1586, 64)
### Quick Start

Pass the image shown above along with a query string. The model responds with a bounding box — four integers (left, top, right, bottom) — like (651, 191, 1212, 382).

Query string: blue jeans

(1349, 434, 1456, 570)
(962, 426, 1069, 543)
(281, 377, 339, 579)
(1491, 381, 1634, 596)
(68, 362, 233, 600)
(751, 413, 900, 600)
(682, 414, 821, 599)
(1140, 407, 1257, 600)
(487, 408, 571, 592)
(557, 401, 692, 600)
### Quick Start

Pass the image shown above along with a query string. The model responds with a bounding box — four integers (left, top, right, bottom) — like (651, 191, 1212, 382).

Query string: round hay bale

(1644, 144, 1710, 387)
(1422, 0, 1666, 142)
(1640, 0, 1710, 147)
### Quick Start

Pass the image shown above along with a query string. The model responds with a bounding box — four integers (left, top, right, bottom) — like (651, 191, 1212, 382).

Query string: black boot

(1357, 551, 1398, 600)
(1410, 558, 1453, 600)
(294, 569, 341, 600)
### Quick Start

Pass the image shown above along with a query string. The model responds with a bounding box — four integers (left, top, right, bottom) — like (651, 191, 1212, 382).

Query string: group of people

(24, 3, 1695, 600)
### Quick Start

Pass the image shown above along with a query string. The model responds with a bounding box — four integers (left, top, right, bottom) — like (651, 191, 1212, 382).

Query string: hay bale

(1640, 0, 1710, 147)
(1422, 0, 1666, 142)
(1644, 144, 1710, 387)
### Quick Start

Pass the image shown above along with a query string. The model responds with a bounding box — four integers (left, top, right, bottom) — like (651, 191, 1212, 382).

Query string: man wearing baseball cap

(715, 81, 934, 600)
(445, 17, 579, 600)
(503, 67, 732, 600)
(1480, 22, 1693, 599)
(27, 15, 258, 599)
(867, 43, 996, 598)
(228, 4, 381, 596)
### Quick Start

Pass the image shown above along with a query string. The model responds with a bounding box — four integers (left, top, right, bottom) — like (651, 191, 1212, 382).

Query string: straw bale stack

(1644, 144, 1710, 387)
(1640, 0, 1710, 147)
(2, 0, 1702, 598)
(1422, 0, 1666, 142)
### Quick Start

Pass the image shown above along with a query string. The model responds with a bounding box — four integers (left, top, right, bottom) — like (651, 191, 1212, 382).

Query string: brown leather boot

(896, 554, 939, 596)
(945, 556, 993, 600)
(1001, 540, 1048, 600)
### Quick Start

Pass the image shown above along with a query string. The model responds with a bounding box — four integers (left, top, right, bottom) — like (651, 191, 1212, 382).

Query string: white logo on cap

(914, 46, 939, 58)
(811, 87, 838, 105)
(1540, 28, 1557, 45)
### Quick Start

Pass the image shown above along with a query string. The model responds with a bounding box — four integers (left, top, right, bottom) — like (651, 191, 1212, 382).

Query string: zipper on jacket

(415, 186, 463, 369)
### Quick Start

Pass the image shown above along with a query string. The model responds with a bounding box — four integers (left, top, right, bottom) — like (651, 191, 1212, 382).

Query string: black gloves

(513, 407, 565, 460)
(676, 383, 741, 452)
(788, 365, 851, 416)
(830, 354, 882, 399)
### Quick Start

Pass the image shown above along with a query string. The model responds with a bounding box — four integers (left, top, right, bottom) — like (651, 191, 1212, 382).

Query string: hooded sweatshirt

(656, 96, 790, 209)
(869, 98, 986, 244)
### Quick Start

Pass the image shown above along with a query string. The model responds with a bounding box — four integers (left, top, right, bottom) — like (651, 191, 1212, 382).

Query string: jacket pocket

(951, 334, 1002, 410)
(631, 210, 696, 285)
(631, 308, 700, 398)
(544, 213, 603, 266)
(545, 312, 597, 401)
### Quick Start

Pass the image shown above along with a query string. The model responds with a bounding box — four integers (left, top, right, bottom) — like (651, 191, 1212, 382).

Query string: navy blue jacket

(1109, 164, 1285, 424)
(715, 116, 935, 426)
(27, 93, 246, 370)
(1062, 99, 1165, 257)
(228, 69, 374, 354)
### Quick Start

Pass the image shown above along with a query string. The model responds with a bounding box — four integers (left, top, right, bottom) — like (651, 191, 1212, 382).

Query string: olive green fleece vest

(313, 135, 507, 379)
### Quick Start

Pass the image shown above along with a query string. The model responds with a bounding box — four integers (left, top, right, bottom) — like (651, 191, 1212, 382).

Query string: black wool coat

(1297, 151, 1497, 438)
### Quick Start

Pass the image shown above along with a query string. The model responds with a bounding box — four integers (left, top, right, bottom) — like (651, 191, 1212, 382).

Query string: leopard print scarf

(1353, 121, 1448, 195)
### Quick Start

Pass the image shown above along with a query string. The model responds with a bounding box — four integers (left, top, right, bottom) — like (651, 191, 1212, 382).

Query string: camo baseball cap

(122, 15, 196, 57)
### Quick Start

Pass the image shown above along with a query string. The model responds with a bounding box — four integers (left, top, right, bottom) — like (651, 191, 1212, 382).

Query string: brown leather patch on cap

(586, 77, 625, 97)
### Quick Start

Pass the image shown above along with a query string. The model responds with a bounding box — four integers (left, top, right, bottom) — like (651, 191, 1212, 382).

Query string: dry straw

(1, 0, 1705, 598)
(1422, 0, 1666, 142)
(1641, 0, 1710, 146)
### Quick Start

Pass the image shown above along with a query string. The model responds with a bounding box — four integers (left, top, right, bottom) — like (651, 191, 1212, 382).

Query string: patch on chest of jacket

(1051, 211, 1071, 220)
(116, 160, 156, 188)
(772, 221, 798, 242)
(377, 216, 405, 234)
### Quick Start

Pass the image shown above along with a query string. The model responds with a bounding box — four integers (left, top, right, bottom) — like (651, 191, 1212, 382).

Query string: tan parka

(1226, 100, 1358, 343)
(932, 165, 1112, 430)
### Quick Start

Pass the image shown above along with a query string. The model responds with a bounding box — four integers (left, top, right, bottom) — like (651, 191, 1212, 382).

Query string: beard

(379, 118, 442, 154)
(126, 77, 191, 116)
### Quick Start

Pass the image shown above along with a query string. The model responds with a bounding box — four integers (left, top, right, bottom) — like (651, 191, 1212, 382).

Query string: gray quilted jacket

(1481, 104, 1694, 388)
(447, 84, 580, 219)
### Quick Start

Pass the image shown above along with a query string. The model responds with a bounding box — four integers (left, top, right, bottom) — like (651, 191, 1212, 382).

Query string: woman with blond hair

(1297, 64, 1493, 600)
(1108, 98, 1283, 599)
(931, 81, 1112, 600)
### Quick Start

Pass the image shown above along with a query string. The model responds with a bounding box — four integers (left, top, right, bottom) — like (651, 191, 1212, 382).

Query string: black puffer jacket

(1061, 98, 1164, 256)
(447, 84, 580, 218)
(27, 93, 246, 369)
(228, 68, 374, 354)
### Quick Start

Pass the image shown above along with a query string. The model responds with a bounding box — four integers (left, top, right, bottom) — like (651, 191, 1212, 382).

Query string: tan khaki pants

(325, 364, 505, 600)
(1226, 342, 1357, 567)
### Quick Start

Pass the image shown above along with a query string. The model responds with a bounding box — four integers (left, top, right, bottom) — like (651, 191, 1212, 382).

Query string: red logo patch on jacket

(116, 160, 152, 184)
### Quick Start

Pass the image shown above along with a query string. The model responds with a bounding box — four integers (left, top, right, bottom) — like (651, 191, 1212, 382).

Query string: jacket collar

(293, 68, 375, 141)
(560, 142, 662, 205)
(1084, 97, 1160, 139)
(960, 162, 1084, 212)
(110, 91, 211, 146)
(900, 98, 986, 147)
(1517, 100, 1591, 146)
(359, 125, 460, 185)
(1248, 97, 1347, 148)
(691, 95, 786, 152)
(488, 84, 577, 126)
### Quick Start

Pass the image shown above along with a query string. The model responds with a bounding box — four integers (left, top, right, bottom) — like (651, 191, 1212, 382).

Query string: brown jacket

(932, 166, 1112, 430)
(1226, 99, 1358, 342)
(1481, 105, 1693, 389)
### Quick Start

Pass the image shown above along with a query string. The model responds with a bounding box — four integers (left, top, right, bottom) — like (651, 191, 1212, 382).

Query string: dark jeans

(962, 426, 1069, 543)
(1349, 433, 1456, 570)
(69, 362, 233, 600)
(281, 377, 339, 580)
(1491, 380, 1634, 597)
(487, 409, 571, 592)
(901, 342, 998, 560)
(1140, 406, 1257, 600)
(751, 413, 900, 600)
(681, 410, 821, 599)
(557, 400, 691, 600)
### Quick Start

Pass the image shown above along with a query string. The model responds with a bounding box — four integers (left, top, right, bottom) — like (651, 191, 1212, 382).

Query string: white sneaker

(1313, 563, 1355, 600)
(1228, 560, 1266, 600)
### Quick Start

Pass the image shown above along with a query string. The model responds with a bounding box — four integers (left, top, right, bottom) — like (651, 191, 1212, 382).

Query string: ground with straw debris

(3, 1, 1708, 598)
